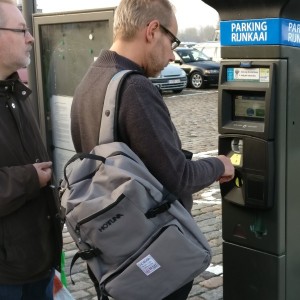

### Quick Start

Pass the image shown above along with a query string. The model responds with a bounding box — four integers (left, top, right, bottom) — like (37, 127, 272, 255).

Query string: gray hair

(113, 0, 175, 41)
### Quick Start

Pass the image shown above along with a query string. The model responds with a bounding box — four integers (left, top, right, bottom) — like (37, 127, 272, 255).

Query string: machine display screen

(234, 94, 265, 121)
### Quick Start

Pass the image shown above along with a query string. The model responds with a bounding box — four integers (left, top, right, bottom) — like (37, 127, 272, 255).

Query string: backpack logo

(99, 214, 124, 232)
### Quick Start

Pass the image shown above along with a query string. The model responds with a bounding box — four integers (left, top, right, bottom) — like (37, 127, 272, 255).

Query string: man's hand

(33, 161, 53, 187)
(217, 155, 235, 183)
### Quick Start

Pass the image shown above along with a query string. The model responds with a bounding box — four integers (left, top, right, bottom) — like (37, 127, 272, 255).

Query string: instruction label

(227, 67, 269, 82)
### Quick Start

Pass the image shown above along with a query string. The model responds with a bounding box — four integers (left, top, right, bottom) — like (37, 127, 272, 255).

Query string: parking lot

(63, 87, 224, 300)
(164, 87, 219, 153)
(164, 86, 218, 97)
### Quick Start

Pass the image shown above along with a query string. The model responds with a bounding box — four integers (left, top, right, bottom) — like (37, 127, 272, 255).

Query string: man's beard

(147, 52, 164, 78)
(24, 57, 31, 67)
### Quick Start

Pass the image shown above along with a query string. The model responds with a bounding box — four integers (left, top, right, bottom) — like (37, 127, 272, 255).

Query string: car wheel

(173, 89, 183, 94)
(189, 72, 204, 89)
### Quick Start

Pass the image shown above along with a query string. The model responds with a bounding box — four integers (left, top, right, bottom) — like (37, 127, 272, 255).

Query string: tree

(178, 24, 219, 43)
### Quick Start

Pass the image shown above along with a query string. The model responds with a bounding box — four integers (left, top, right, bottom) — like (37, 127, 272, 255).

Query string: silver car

(150, 63, 187, 94)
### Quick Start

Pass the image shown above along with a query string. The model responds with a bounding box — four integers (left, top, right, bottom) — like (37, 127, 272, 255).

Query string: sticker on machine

(136, 254, 161, 276)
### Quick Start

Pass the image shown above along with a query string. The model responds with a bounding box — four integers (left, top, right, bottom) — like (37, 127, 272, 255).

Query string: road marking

(206, 264, 223, 275)
(166, 90, 218, 98)
(194, 185, 221, 204)
(163, 90, 218, 99)
(193, 149, 218, 159)
(194, 199, 221, 204)
(192, 150, 221, 204)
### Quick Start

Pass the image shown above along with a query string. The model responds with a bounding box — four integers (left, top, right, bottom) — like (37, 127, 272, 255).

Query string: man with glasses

(0, 1, 62, 299)
(71, 0, 234, 299)
(160, 23, 181, 50)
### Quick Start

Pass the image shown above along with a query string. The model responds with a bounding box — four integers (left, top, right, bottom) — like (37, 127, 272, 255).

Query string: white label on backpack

(136, 254, 161, 276)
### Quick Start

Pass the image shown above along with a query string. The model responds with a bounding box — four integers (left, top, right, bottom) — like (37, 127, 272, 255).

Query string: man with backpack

(0, 0, 62, 298)
(71, 0, 234, 298)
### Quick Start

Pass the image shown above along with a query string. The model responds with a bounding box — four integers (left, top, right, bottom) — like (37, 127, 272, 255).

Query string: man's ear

(145, 20, 159, 44)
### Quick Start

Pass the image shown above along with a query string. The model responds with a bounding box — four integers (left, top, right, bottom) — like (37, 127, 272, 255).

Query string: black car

(173, 47, 220, 89)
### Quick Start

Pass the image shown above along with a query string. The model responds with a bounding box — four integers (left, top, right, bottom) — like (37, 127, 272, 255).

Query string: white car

(194, 41, 221, 62)
(150, 63, 187, 94)
(180, 42, 198, 48)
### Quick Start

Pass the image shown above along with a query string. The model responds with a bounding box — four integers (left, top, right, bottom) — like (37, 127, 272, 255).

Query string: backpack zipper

(75, 193, 126, 232)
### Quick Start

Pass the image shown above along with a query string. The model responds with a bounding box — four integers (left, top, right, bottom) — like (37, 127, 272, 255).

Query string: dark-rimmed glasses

(159, 24, 181, 50)
(0, 27, 30, 37)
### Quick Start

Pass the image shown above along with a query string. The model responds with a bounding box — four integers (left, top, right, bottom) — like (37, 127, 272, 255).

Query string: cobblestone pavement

(62, 88, 223, 300)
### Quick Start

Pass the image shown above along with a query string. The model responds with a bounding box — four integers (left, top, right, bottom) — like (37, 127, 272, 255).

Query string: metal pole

(21, 0, 39, 122)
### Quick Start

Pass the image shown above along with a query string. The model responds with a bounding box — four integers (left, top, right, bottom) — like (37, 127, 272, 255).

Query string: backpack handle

(63, 152, 106, 188)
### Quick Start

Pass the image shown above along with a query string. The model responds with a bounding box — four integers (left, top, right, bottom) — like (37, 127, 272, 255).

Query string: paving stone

(201, 276, 223, 289)
(71, 290, 91, 299)
(201, 286, 223, 300)
(211, 254, 223, 265)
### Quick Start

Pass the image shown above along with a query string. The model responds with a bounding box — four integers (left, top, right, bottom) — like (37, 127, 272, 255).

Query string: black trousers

(163, 281, 194, 300)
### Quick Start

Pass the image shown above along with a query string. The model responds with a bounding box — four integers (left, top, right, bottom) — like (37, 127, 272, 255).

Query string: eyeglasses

(159, 24, 181, 50)
(0, 27, 30, 37)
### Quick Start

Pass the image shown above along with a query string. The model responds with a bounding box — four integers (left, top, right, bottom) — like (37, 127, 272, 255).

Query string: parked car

(180, 42, 198, 48)
(194, 41, 221, 62)
(150, 63, 187, 94)
(173, 47, 220, 89)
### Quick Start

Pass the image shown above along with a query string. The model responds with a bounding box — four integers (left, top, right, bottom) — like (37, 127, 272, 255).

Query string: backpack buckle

(78, 248, 101, 260)
(70, 248, 102, 285)
(145, 201, 172, 218)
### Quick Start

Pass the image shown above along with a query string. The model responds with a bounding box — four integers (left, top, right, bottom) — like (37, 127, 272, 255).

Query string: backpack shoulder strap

(98, 70, 140, 144)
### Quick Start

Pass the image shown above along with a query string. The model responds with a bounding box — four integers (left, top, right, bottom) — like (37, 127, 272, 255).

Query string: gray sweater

(71, 50, 224, 211)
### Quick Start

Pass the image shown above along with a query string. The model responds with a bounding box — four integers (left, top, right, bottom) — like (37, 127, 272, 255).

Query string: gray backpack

(60, 70, 212, 300)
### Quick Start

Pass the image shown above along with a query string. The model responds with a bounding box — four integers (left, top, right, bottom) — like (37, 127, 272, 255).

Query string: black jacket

(0, 73, 62, 284)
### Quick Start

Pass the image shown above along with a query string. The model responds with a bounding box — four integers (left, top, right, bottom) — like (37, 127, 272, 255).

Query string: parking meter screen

(234, 94, 265, 121)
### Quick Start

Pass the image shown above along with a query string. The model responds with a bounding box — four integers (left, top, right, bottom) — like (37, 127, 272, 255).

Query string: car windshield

(176, 48, 211, 63)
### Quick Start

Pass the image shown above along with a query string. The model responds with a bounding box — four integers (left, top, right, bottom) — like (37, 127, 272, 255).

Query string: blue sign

(221, 18, 300, 47)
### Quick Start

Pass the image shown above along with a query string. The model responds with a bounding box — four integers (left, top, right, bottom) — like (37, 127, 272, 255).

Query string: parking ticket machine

(203, 0, 300, 299)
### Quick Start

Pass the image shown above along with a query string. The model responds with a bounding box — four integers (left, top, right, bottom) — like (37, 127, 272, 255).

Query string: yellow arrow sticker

(230, 153, 241, 166)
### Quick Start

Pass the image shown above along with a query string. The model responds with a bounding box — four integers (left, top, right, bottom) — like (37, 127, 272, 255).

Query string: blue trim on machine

(221, 18, 300, 47)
